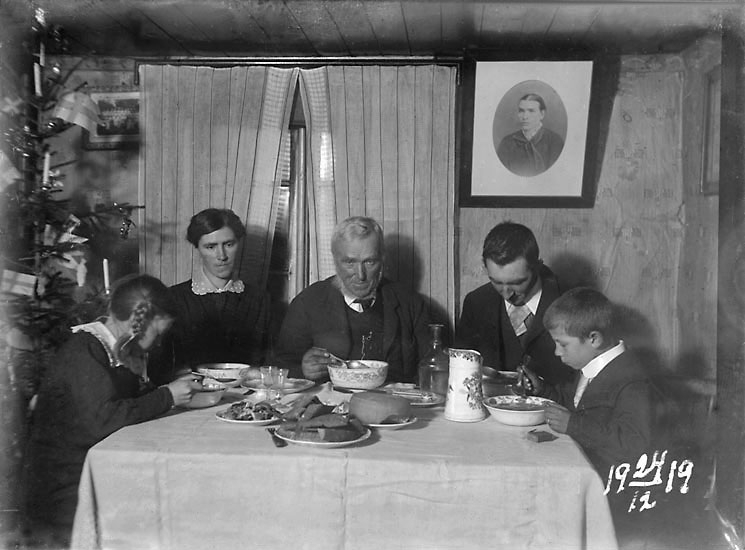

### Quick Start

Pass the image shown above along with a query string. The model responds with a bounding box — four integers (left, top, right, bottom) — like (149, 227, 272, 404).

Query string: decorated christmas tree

(1, 8, 142, 404)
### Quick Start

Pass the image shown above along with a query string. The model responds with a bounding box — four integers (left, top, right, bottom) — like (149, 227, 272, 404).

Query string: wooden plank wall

(678, 37, 721, 382)
(716, 17, 745, 537)
(458, 49, 718, 377)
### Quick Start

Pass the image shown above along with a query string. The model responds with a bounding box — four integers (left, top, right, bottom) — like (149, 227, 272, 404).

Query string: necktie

(508, 305, 532, 337)
(354, 298, 374, 311)
(574, 373, 590, 407)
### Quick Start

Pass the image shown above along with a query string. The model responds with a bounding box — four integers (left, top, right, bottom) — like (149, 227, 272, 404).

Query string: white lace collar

(191, 265, 245, 296)
(72, 321, 122, 368)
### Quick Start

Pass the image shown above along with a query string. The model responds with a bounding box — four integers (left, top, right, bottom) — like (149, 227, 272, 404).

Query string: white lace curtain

(297, 65, 458, 326)
(139, 64, 297, 287)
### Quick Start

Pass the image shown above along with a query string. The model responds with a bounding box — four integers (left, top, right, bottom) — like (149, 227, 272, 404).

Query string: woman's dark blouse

(148, 280, 270, 384)
(25, 331, 173, 527)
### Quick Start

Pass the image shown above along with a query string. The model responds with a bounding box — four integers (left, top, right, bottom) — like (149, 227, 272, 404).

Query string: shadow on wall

(386, 232, 453, 343)
(237, 223, 273, 286)
(549, 252, 599, 290)
(549, 251, 667, 375)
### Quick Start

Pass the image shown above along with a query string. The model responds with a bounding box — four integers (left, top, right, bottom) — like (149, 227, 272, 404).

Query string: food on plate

(276, 395, 366, 442)
(299, 402, 336, 421)
(281, 393, 319, 420)
(222, 400, 279, 421)
(276, 416, 365, 443)
(349, 392, 413, 425)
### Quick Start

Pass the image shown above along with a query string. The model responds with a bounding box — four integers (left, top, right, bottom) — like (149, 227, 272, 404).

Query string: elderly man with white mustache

(274, 216, 433, 384)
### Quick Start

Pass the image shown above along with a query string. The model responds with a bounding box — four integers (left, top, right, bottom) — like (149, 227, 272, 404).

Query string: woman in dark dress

(148, 208, 270, 385)
(23, 274, 198, 547)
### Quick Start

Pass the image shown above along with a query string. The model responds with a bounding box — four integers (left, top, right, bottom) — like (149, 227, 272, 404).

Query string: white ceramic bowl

(196, 363, 250, 387)
(182, 380, 228, 409)
(327, 360, 388, 390)
(483, 395, 551, 426)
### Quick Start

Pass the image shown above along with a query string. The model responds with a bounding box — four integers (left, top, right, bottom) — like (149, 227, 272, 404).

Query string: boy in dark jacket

(521, 287, 654, 484)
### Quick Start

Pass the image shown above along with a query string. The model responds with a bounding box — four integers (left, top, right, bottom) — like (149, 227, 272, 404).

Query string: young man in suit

(455, 221, 572, 384)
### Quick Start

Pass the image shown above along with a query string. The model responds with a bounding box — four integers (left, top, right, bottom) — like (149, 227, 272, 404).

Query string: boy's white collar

(581, 340, 626, 380)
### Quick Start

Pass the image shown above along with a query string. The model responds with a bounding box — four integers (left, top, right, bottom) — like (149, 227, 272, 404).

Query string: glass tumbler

(271, 367, 288, 399)
(258, 366, 273, 400)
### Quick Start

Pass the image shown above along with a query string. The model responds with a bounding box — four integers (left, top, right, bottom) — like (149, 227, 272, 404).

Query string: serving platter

(242, 378, 315, 394)
(273, 428, 372, 448)
(367, 417, 418, 430)
(214, 411, 279, 425)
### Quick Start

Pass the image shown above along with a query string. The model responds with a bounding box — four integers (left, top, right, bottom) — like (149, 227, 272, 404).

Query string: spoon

(324, 350, 349, 367)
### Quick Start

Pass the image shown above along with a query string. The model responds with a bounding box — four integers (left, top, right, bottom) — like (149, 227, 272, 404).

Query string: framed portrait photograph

(460, 59, 595, 207)
(82, 90, 140, 150)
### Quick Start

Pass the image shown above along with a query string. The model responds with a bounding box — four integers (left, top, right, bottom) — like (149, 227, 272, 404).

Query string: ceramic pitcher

(444, 348, 486, 422)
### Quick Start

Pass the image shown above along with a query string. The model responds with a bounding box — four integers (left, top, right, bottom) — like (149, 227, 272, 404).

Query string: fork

(266, 427, 287, 447)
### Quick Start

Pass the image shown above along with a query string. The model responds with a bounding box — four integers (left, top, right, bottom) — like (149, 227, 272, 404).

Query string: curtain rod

(132, 56, 464, 84)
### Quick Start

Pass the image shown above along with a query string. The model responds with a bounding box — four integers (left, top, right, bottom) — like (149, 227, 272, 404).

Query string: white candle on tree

(42, 151, 50, 186)
(103, 258, 110, 294)
(34, 63, 42, 96)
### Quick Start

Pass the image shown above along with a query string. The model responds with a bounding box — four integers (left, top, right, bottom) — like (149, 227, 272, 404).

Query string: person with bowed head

(23, 274, 199, 547)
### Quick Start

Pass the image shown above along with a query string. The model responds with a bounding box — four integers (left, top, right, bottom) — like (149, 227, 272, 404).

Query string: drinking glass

(271, 367, 289, 399)
(259, 366, 273, 400)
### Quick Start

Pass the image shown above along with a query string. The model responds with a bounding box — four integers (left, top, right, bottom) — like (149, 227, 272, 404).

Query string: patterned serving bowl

(483, 395, 552, 426)
(327, 360, 388, 390)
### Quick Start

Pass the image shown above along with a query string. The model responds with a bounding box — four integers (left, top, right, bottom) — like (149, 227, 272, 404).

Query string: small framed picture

(82, 90, 140, 150)
(459, 58, 596, 207)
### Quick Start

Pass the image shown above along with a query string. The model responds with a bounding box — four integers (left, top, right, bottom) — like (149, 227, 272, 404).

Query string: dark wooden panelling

(363, 2, 410, 55)
(21, 1, 730, 57)
(285, 1, 347, 56)
(399, 2, 444, 55)
(323, 1, 381, 55)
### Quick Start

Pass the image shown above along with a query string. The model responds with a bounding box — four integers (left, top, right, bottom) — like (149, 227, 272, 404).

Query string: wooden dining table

(71, 384, 618, 550)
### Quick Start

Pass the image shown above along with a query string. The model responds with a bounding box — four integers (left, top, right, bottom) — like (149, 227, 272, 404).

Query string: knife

(266, 427, 287, 447)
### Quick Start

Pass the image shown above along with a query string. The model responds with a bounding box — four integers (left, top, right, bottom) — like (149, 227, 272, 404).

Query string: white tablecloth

(71, 388, 617, 550)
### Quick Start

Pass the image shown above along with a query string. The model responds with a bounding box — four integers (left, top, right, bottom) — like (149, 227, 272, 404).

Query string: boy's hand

(517, 364, 543, 396)
(545, 403, 570, 433)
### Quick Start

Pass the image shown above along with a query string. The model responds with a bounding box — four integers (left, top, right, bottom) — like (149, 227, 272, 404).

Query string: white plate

(274, 428, 372, 448)
(331, 385, 367, 393)
(242, 378, 315, 394)
(214, 410, 279, 425)
(381, 385, 446, 407)
(367, 417, 418, 430)
(407, 393, 445, 407)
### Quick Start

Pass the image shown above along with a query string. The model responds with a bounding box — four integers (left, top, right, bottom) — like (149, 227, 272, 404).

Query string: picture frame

(700, 66, 720, 195)
(459, 57, 596, 208)
(82, 90, 140, 150)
